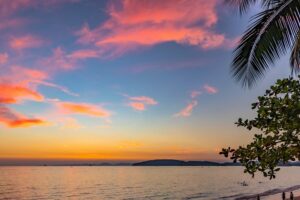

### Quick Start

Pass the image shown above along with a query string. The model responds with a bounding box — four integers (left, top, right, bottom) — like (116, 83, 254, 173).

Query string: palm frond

(290, 30, 300, 74)
(231, 0, 300, 87)
(225, 0, 258, 14)
(225, 0, 285, 14)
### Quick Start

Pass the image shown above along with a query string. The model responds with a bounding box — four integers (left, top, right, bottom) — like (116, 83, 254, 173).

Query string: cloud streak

(0, 105, 47, 128)
(0, 53, 8, 64)
(126, 95, 158, 111)
(174, 84, 218, 118)
(57, 102, 111, 118)
(203, 84, 218, 94)
(174, 100, 198, 118)
(9, 35, 45, 50)
(0, 66, 78, 128)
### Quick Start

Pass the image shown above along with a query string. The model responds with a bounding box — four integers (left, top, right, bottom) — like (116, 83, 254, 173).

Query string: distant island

(132, 159, 240, 166)
(132, 159, 300, 167)
(1, 159, 299, 166)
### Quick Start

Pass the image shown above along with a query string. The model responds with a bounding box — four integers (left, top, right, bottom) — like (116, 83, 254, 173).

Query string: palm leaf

(231, 0, 300, 87)
(225, 0, 283, 14)
(290, 29, 300, 74)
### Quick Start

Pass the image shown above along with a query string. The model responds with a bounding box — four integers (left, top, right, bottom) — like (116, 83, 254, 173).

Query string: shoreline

(235, 186, 300, 200)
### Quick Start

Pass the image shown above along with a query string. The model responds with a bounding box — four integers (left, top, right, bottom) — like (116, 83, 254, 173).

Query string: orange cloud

(174, 100, 198, 118)
(9, 35, 45, 50)
(77, 0, 226, 57)
(9, 119, 46, 128)
(0, 105, 47, 128)
(128, 102, 145, 111)
(0, 84, 44, 104)
(57, 102, 111, 118)
(0, 53, 8, 64)
(0, 66, 49, 104)
(203, 84, 218, 94)
(127, 95, 158, 111)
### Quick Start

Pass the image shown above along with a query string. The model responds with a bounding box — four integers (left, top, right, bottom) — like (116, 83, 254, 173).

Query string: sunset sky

(0, 0, 292, 163)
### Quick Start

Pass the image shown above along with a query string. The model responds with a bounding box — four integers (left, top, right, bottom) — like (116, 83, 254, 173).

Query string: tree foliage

(220, 76, 300, 179)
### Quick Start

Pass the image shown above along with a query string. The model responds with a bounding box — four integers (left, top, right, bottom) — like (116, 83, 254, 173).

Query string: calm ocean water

(0, 166, 299, 200)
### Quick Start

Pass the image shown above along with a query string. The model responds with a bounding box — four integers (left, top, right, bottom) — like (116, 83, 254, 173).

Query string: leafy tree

(220, 76, 300, 179)
(226, 0, 300, 87)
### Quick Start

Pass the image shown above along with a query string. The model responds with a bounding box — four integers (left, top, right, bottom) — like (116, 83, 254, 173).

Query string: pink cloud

(0, 105, 47, 128)
(9, 35, 45, 50)
(0, 0, 32, 17)
(41, 47, 75, 71)
(129, 96, 157, 105)
(0, 53, 8, 64)
(126, 95, 158, 111)
(40, 47, 100, 72)
(76, 0, 227, 58)
(57, 102, 111, 118)
(174, 84, 218, 118)
(174, 100, 198, 118)
(0, 0, 79, 18)
(203, 84, 218, 94)
(0, 18, 28, 30)
(67, 49, 99, 60)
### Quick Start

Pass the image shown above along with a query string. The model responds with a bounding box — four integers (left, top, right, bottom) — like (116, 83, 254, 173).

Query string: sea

(0, 166, 299, 200)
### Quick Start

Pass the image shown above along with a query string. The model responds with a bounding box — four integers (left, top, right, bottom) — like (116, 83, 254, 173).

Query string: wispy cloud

(57, 102, 111, 118)
(0, 0, 79, 18)
(174, 84, 218, 118)
(190, 90, 202, 99)
(174, 100, 198, 118)
(76, 0, 229, 58)
(203, 84, 218, 94)
(59, 117, 83, 130)
(0, 66, 78, 128)
(67, 49, 99, 60)
(0, 105, 47, 128)
(0, 53, 8, 64)
(40, 47, 100, 72)
(126, 95, 158, 111)
(9, 35, 45, 50)
(30, 80, 79, 97)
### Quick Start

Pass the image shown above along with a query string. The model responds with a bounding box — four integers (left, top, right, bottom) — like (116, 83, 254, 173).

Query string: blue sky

(0, 0, 293, 162)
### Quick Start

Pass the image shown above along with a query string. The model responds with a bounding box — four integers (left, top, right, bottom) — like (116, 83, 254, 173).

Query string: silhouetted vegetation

(220, 76, 300, 179)
(226, 0, 300, 87)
